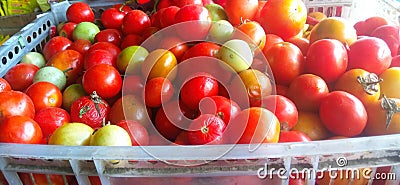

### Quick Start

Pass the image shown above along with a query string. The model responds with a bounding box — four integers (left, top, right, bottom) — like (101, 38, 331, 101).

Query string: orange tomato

(309, 17, 357, 46)
(224, 0, 259, 26)
(291, 111, 332, 140)
(141, 49, 177, 81)
(364, 96, 400, 136)
(379, 67, 400, 99)
(0, 78, 11, 92)
(236, 20, 266, 52)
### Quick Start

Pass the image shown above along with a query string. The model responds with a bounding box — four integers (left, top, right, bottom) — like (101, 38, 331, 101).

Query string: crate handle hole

(8, 52, 13, 60)
(42, 24, 47, 31)
(26, 36, 32, 43)
(1, 57, 7, 65)
(47, 20, 51, 27)
(14, 46, 19, 55)
(33, 32, 37, 39)
(38, 28, 42, 35)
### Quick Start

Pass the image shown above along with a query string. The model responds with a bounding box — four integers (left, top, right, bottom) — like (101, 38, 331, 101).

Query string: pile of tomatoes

(0, 0, 399, 155)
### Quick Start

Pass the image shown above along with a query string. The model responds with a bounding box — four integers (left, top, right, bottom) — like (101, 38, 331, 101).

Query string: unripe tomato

(48, 122, 94, 146)
(379, 67, 400, 99)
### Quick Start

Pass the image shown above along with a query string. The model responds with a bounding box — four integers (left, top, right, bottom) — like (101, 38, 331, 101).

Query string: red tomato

(278, 130, 311, 142)
(116, 120, 150, 146)
(187, 114, 226, 145)
(66, 2, 94, 23)
(154, 100, 195, 141)
(0, 115, 43, 144)
(87, 42, 121, 61)
(235, 20, 266, 52)
(101, 8, 125, 29)
(68, 39, 92, 55)
(42, 36, 72, 61)
(225, 0, 258, 26)
(262, 34, 284, 54)
(59, 22, 77, 40)
(159, 36, 189, 62)
(25, 82, 63, 112)
(120, 34, 144, 50)
(122, 75, 145, 96)
(262, 95, 299, 130)
(34, 107, 70, 139)
(319, 91, 367, 137)
(143, 77, 175, 108)
(46, 49, 84, 85)
(253, 0, 266, 23)
(306, 39, 348, 83)
(180, 72, 219, 110)
(112, 4, 133, 14)
(286, 74, 329, 112)
(225, 107, 280, 144)
(181, 42, 220, 61)
(174, 130, 190, 145)
(174, 4, 212, 40)
(122, 10, 151, 35)
(94, 29, 122, 47)
(265, 42, 305, 85)
(199, 96, 241, 125)
(157, 0, 175, 10)
(150, 10, 162, 28)
(70, 92, 110, 129)
(286, 37, 310, 56)
(82, 64, 122, 99)
(3, 63, 39, 91)
(347, 37, 391, 75)
(0, 78, 11, 92)
(159, 6, 180, 28)
(108, 95, 151, 128)
(83, 49, 116, 70)
(0, 91, 35, 123)
(173, 0, 203, 7)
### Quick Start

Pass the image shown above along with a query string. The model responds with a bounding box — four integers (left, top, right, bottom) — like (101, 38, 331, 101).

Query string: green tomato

(117, 45, 149, 74)
(20, 52, 46, 68)
(209, 20, 234, 44)
(33, 66, 67, 90)
(62, 84, 87, 112)
(48, 122, 94, 146)
(218, 39, 253, 73)
(72, 22, 100, 43)
(204, 3, 228, 21)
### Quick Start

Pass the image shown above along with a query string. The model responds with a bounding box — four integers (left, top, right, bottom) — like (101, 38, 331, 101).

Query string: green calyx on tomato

(356, 73, 382, 95)
(381, 95, 400, 128)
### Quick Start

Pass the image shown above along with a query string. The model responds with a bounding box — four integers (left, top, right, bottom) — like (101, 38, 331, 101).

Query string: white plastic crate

(0, 1, 399, 185)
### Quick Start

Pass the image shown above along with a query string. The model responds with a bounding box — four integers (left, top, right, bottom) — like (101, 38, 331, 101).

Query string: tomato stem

(356, 73, 382, 95)
(381, 95, 400, 128)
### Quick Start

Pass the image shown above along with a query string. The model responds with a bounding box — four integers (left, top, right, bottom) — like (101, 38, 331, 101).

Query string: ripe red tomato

(306, 38, 348, 83)
(34, 107, 70, 139)
(173, 0, 203, 7)
(198, 96, 241, 125)
(59, 22, 77, 40)
(157, 0, 175, 10)
(82, 64, 122, 99)
(122, 10, 151, 35)
(235, 20, 266, 52)
(225, 107, 280, 144)
(262, 95, 299, 130)
(0, 115, 43, 144)
(116, 120, 150, 146)
(70, 92, 110, 129)
(265, 42, 305, 85)
(262, 33, 284, 54)
(101, 8, 125, 29)
(278, 131, 312, 142)
(66, 2, 94, 23)
(83, 49, 116, 70)
(122, 75, 145, 96)
(286, 74, 329, 112)
(120, 34, 144, 50)
(112, 4, 133, 14)
(3, 63, 39, 91)
(0, 91, 35, 123)
(109, 95, 151, 128)
(225, 0, 258, 26)
(87, 42, 121, 60)
(0, 78, 11, 92)
(143, 77, 175, 108)
(180, 72, 219, 110)
(94, 29, 122, 47)
(68, 39, 92, 55)
(174, 4, 212, 40)
(159, 6, 180, 28)
(46, 49, 84, 85)
(42, 36, 73, 61)
(319, 91, 367, 137)
(25, 82, 63, 111)
(187, 114, 226, 145)
(159, 36, 189, 62)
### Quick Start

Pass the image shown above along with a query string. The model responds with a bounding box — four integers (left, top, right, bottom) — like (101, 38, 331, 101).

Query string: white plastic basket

(0, 1, 399, 185)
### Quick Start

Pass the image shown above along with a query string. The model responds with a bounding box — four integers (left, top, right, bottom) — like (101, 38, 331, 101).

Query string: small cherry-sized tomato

(141, 49, 178, 81)
(101, 8, 125, 29)
(25, 82, 63, 112)
(34, 107, 70, 139)
(94, 29, 122, 47)
(83, 49, 116, 70)
(42, 36, 72, 61)
(3, 63, 39, 91)
(87, 42, 121, 61)
(0, 115, 43, 144)
(116, 120, 150, 146)
(59, 22, 77, 40)
(287, 74, 329, 112)
(159, 6, 180, 28)
(180, 72, 219, 110)
(0, 90, 35, 123)
(46, 49, 84, 85)
(122, 75, 145, 96)
(278, 130, 312, 143)
(112, 4, 133, 14)
(120, 34, 144, 50)
(108, 95, 151, 129)
(68, 39, 92, 55)
(121, 10, 151, 35)
(0, 78, 11, 92)
(66, 2, 94, 23)
(70, 92, 110, 129)
(187, 114, 226, 145)
(82, 64, 122, 99)
(174, 4, 212, 40)
(262, 95, 299, 130)
(159, 36, 189, 62)
(305, 38, 348, 83)
(319, 91, 367, 137)
(199, 96, 241, 125)
(143, 77, 174, 108)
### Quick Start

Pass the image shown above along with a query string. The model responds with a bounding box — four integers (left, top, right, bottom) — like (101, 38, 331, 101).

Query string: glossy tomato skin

(0, 78, 11, 92)
(122, 75, 145, 95)
(122, 10, 151, 35)
(159, 6, 180, 29)
(0, 91, 35, 123)
(158, 36, 189, 62)
(198, 96, 241, 125)
(225, 0, 258, 26)
(4, 63, 39, 91)
(305, 39, 348, 83)
(70, 94, 110, 129)
(319, 91, 367, 137)
(292, 111, 332, 140)
(364, 97, 400, 136)
(235, 21, 266, 52)
(187, 114, 226, 145)
(180, 72, 219, 110)
(0, 115, 43, 144)
(34, 107, 70, 139)
(278, 131, 312, 142)
(174, 4, 212, 40)
(83, 49, 116, 70)
(94, 29, 122, 47)
(25, 82, 63, 112)
(120, 34, 144, 50)
(265, 42, 305, 85)
(173, 0, 203, 7)
(87, 42, 121, 60)
(101, 8, 125, 29)
(262, 95, 299, 130)
(82, 64, 122, 99)
(42, 36, 73, 61)
(68, 39, 92, 55)
(116, 120, 150, 146)
(109, 95, 151, 129)
(46, 49, 84, 85)
(143, 77, 174, 108)
(66, 2, 94, 23)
